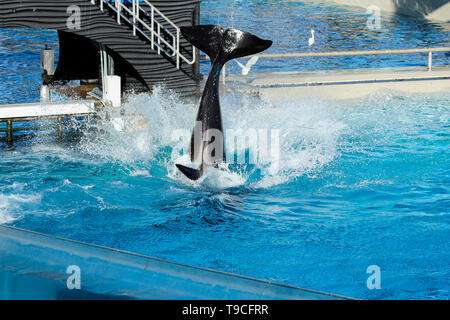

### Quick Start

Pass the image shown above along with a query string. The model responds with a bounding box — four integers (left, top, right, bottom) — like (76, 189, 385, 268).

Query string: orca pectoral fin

(176, 164, 203, 181)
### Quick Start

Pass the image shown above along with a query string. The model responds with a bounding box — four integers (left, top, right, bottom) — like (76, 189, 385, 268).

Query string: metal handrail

(90, 0, 196, 69)
(239, 47, 450, 59)
(202, 46, 450, 82)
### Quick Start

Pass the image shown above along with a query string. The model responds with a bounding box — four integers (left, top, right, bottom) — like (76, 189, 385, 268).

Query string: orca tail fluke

(221, 28, 272, 63)
(176, 164, 203, 181)
(180, 25, 272, 63)
(177, 25, 272, 182)
(180, 25, 225, 60)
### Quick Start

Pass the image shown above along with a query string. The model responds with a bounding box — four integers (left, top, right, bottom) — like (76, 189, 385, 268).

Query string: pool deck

(225, 66, 450, 101)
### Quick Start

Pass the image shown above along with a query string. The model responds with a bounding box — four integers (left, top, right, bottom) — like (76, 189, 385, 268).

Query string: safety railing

(203, 47, 450, 83)
(90, 0, 196, 69)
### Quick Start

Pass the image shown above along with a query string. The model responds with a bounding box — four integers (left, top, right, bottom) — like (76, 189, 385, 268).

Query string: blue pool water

(1, 1, 449, 299)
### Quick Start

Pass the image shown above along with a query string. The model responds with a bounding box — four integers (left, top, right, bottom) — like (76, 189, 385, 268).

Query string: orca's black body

(176, 25, 272, 181)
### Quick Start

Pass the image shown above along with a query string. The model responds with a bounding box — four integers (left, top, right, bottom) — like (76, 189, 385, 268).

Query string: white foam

(0, 192, 42, 224)
(74, 86, 349, 190)
(200, 165, 247, 190)
(129, 169, 152, 177)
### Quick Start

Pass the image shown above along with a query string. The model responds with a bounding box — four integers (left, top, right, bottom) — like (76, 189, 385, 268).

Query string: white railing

(203, 47, 450, 83)
(90, 0, 196, 69)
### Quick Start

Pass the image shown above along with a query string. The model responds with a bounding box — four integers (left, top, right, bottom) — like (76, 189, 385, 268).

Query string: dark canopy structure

(0, 0, 201, 96)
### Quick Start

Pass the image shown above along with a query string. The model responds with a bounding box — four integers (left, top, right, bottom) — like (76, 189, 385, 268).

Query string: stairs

(93, 0, 196, 70)
(0, 0, 201, 97)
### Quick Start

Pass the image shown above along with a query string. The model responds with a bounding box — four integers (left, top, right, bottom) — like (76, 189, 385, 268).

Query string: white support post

(116, 0, 121, 24)
(428, 52, 433, 71)
(137, 0, 140, 24)
(172, 34, 176, 57)
(222, 65, 226, 84)
(132, 0, 136, 36)
(151, 7, 154, 50)
(105, 75, 124, 132)
(40, 46, 54, 102)
(100, 48, 107, 100)
(40, 85, 50, 103)
(105, 75, 121, 108)
(176, 30, 180, 69)
(157, 23, 161, 55)
(41, 47, 55, 76)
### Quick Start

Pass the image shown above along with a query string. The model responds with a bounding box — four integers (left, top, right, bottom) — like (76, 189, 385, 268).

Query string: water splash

(76, 86, 347, 190)
(0, 187, 42, 224)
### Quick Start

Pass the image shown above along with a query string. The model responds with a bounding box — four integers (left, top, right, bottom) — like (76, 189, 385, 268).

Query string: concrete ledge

(227, 67, 450, 101)
(255, 79, 450, 101)
(250, 69, 450, 87)
(326, 0, 450, 22)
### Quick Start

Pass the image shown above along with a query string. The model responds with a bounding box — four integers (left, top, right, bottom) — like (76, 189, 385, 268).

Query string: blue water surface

(0, 0, 449, 300)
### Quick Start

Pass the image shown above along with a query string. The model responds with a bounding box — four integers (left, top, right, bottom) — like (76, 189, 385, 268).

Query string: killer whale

(176, 25, 272, 181)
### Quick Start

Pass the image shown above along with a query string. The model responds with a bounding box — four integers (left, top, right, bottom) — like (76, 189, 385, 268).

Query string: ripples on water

(0, 0, 449, 300)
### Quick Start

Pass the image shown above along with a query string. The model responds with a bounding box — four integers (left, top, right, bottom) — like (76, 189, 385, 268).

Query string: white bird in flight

(308, 29, 315, 47)
(235, 56, 259, 75)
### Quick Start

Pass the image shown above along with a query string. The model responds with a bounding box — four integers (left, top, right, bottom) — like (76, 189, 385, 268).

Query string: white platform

(0, 101, 96, 121)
